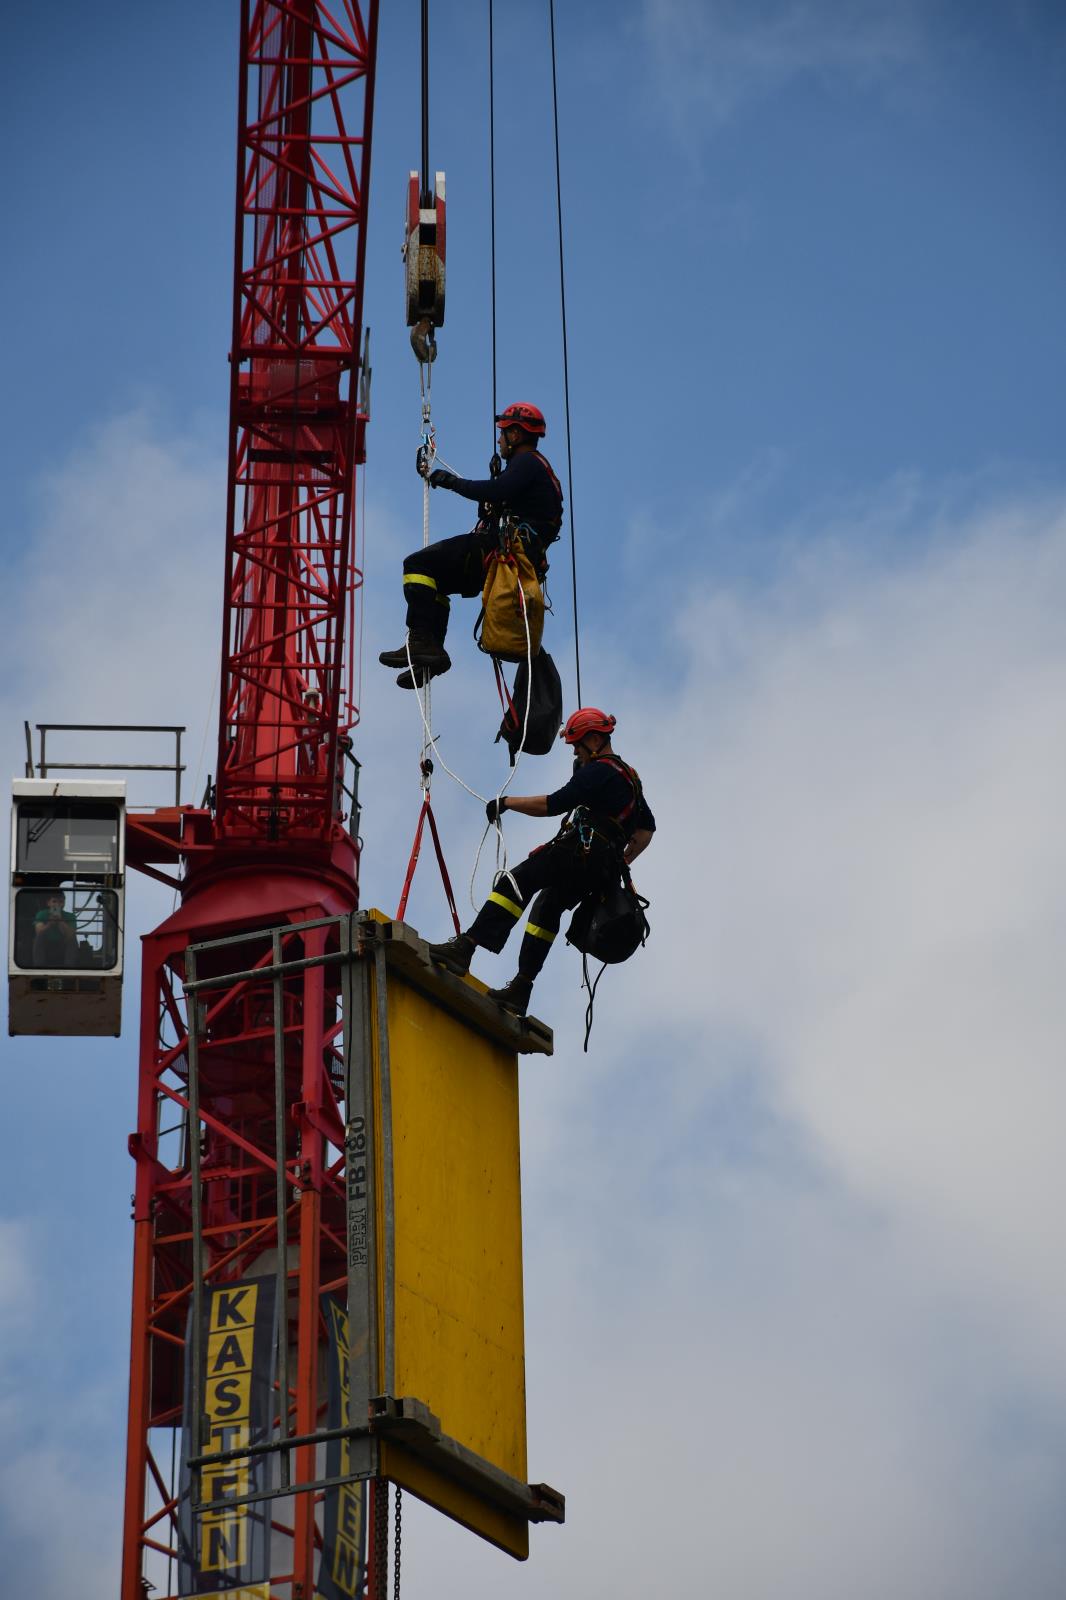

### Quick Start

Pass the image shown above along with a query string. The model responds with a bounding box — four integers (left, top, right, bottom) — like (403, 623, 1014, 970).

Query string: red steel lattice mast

(121, 4, 378, 1595)
(215, 0, 373, 846)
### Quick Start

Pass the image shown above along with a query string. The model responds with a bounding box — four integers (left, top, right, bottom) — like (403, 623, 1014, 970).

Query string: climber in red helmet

(426, 707, 656, 1016)
(378, 403, 564, 688)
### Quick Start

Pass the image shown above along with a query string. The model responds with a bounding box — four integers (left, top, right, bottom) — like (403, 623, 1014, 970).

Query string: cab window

(16, 802, 121, 875)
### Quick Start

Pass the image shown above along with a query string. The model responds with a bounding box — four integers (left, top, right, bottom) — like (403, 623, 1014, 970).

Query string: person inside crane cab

(32, 890, 80, 968)
(425, 708, 655, 1016)
(378, 402, 564, 688)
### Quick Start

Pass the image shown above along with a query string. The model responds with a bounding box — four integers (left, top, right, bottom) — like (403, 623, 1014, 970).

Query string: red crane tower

(121, 2, 378, 1592)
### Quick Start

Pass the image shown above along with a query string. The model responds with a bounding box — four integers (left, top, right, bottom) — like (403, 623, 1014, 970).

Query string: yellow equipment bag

(478, 540, 544, 661)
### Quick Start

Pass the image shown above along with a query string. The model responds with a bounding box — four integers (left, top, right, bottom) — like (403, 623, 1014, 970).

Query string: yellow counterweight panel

(369, 954, 530, 1559)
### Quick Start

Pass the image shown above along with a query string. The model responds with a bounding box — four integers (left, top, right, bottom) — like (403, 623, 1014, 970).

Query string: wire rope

(420, 0, 431, 203)
(548, 0, 582, 703)
(488, 0, 498, 438)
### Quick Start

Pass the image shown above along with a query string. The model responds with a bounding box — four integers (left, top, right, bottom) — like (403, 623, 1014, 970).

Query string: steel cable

(548, 0, 582, 703)
(488, 0, 498, 436)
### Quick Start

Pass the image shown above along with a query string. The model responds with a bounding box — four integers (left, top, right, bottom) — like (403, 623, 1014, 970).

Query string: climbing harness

(588, 754, 645, 831)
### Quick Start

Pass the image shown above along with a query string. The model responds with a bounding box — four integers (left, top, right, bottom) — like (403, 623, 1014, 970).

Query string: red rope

(492, 656, 517, 722)
(396, 795, 461, 934)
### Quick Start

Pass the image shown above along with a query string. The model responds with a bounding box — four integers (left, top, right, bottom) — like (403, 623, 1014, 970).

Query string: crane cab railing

(8, 779, 126, 1036)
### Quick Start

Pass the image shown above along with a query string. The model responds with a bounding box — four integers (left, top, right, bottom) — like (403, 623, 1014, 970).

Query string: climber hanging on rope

(423, 707, 656, 1016)
(378, 403, 564, 689)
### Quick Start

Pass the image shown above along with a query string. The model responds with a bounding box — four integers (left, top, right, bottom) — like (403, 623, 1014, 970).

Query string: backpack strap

(589, 754, 642, 826)
(530, 452, 564, 538)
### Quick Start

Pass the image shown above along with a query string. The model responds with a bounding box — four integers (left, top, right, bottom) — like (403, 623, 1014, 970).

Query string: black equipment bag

(565, 871, 650, 965)
(496, 649, 563, 758)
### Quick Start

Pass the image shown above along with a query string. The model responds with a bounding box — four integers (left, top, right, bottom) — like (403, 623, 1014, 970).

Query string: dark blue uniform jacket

(446, 451, 564, 544)
(546, 758, 656, 841)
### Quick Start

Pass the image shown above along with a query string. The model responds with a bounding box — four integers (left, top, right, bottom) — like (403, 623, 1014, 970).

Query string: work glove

(485, 796, 507, 824)
(429, 468, 458, 490)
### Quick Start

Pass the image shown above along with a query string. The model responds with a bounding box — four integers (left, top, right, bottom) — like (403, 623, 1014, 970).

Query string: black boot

(426, 932, 476, 976)
(396, 665, 443, 690)
(379, 632, 451, 674)
(486, 973, 533, 1016)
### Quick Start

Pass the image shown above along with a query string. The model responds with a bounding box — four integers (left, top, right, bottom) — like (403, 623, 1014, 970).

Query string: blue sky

(2, 2, 1066, 1596)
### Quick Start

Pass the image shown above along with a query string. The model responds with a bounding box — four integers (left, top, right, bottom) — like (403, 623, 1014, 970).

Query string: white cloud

(640, 0, 926, 134)
(0, 406, 225, 807)
(605, 494, 1066, 1373)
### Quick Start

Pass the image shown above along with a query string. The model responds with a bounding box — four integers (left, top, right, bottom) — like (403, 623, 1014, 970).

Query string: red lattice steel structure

(123, 901, 355, 1600)
(215, 0, 374, 846)
(121, 3, 378, 1595)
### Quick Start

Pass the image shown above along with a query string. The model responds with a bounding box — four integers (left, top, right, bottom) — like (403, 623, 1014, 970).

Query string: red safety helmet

(560, 707, 616, 745)
(495, 401, 546, 437)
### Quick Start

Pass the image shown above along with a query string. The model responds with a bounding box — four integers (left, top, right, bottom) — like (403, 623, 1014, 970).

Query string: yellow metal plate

(368, 924, 529, 1558)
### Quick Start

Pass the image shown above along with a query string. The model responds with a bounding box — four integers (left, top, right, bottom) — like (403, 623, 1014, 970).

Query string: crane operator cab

(8, 780, 126, 1036)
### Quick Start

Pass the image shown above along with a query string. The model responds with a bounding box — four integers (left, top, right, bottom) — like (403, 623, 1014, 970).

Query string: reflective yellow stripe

(524, 922, 556, 943)
(488, 891, 523, 918)
(403, 572, 438, 590)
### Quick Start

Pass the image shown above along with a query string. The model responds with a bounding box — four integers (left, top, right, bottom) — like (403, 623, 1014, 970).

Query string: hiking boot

(486, 973, 533, 1017)
(378, 632, 451, 673)
(426, 932, 476, 976)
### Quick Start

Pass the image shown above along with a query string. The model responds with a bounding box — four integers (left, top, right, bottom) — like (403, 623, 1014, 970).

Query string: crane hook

(410, 318, 437, 365)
